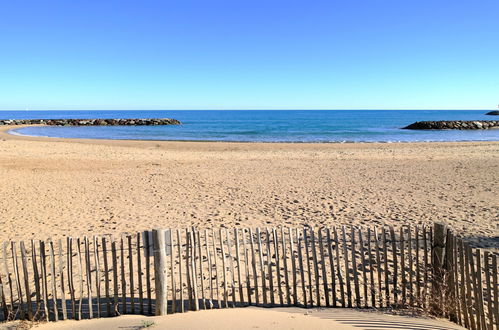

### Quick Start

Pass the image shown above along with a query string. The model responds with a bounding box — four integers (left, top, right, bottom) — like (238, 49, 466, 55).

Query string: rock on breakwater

(0, 118, 181, 126)
(485, 111, 499, 115)
(402, 120, 499, 130)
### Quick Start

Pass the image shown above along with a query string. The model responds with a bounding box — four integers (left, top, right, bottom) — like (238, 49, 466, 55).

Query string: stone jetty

(402, 120, 499, 130)
(485, 111, 499, 115)
(0, 118, 181, 126)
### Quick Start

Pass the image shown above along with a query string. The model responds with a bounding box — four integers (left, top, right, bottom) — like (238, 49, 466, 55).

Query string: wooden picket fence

(0, 223, 497, 330)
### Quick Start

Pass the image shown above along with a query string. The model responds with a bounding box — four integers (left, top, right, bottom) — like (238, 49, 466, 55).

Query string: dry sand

(4, 307, 461, 330)
(0, 125, 497, 250)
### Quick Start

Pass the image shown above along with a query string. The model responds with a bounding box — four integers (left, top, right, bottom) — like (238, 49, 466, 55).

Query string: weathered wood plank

(19, 242, 33, 320)
(220, 229, 229, 308)
(334, 227, 345, 308)
(49, 240, 59, 321)
(111, 238, 119, 316)
(318, 228, 329, 307)
(57, 239, 67, 320)
(484, 251, 493, 330)
(39, 241, 50, 321)
(196, 230, 207, 310)
(119, 236, 126, 315)
(242, 229, 252, 306)
(310, 228, 321, 307)
(188, 231, 199, 311)
(273, 228, 283, 306)
(358, 228, 368, 308)
(492, 255, 498, 330)
(256, 228, 267, 306)
(303, 228, 313, 306)
(400, 227, 406, 306)
(152, 229, 168, 315)
(373, 227, 383, 308)
(381, 227, 389, 307)
(101, 237, 111, 317)
(11, 242, 24, 320)
(3, 242, 14, 319)
(235, 228, 244, 306)
(136, 233, 144, 315)
(341, 226, 352, 308)
(289, 228, 298, 306)
(458, 238, 470, 329)
(367, 228, 375, 308)
(281, 227, 291, 306)
(144, 232, 152, 315)
(296, 228, 307, 308)
(326, 228, 337, 307)
(249, 228, 259, 306)
(178, 229, 185, 313)
(226, 229, 237, 307)
(351, 226, 361, 307)
(127, 235, 135, 314)
(389, 226, 398, 307)
(170, 230, 176, 313)
(265, 228, 275, 306)
(205, 229, 214, 309)
(66, 238, 76, 319)
(415, 226, 421, 306)
(93, 237, 101, 318)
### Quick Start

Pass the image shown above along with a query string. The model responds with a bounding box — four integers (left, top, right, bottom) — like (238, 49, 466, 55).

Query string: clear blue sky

(0, 0, 498, 110)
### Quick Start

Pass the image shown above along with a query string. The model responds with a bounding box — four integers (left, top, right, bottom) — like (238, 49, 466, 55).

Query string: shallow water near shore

(2, 110, 499, 142)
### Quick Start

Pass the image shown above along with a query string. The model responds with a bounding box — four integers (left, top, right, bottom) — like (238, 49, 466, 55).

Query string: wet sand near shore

(0, 125, 497, 250)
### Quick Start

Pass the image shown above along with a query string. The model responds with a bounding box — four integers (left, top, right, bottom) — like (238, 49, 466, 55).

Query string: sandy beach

(0, 125, 497, 249)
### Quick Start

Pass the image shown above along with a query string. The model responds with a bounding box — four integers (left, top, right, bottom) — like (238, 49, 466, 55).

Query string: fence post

(431, 222, 447, 316)
(153, 229, 168, 315)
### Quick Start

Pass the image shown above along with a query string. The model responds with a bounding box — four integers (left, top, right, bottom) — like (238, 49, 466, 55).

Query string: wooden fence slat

(484, 251, 493, 330)
(341, 226, 352, 308)
(119, 236, 126, 315)
(381, 227, 389, 307)
(318, 229, 329, 307)
(326, 228, 337, 307)
(170, 230, 176, 312)
(127, 235, 134, 314)
(188, 231, 199, 311)
(66, 238, 76, 320)
(205, 229, 214, 309)
(407, 226, 414, 306)
(19, 242, 33, 320)
(152, 229, 168, 316)
(11, 242, 24, 320)
(444, 231, 457, 323)
(58, 240, 67, 320)
(422, 226, 429, 309)
(178, 229, 185, 313)
(303, 228, 313, 307)
(367, 228, 375, 308)
(256, 228, 267, 306)
(49, 240, 58, 321)
(38, 241, 49, 321)
(93, 237, 101, 318)
(289, 228, 298, 306)
(83, 237, 92, 319)
(358, 228, 368, 308)
(235, 229, 244, 306)
(457, 239, 470, 329)
(102, 237, 111, 317)
(144, 232, 152, 315)
(242, 229, 252, 306)
(137, 233, 144, 315)
(0, 249, 8, 320)
(467, 244, 481, 330)
(334, 227, 345, 308)
(210, 229, 220, 309)
(296, 228, 307, 308)
(265, 228, 275, 306)
(3, 242, 14, 320)
(415, 226, 421, 306)
(196, 230, 207, 310)
(389, 226, 398, 307)
(226, 229, 237, 308)
(273, 228, 283, 306)
(452, 235, 462, 326)
(351, 226, 361, 308)
(400, 227, 406, 306)
(492, 255, 499, 330)
(111, 239, 119, 316)
(474, 248, 487, 329)
(219, 229, 229, 308)
(310, 228, 321, 307)
(281, 227, 291, 305)
(249, 228, 259, 306)
(462, 241, 476, 330)
(373, 227, 383, 308)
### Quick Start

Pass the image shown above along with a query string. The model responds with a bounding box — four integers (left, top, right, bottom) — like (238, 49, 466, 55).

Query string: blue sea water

(2, 110, 498, 143)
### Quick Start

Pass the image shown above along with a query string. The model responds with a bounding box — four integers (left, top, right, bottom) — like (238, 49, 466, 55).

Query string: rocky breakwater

(402, 120, 499, 130)
(485, 111, 499, 115)
(0, 118, 181, 126)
